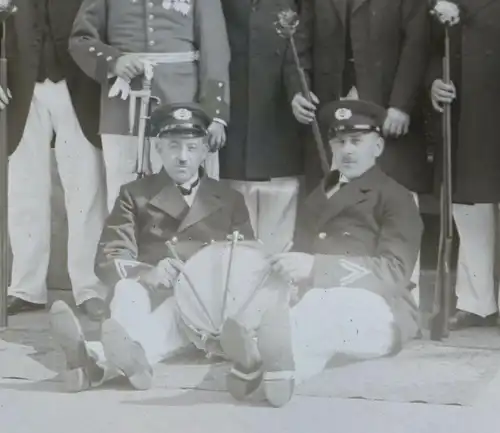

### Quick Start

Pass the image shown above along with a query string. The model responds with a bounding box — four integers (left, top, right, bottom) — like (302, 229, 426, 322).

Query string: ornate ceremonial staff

(275, 9, 330, 175)
(0, 0, 16, 329)
(424, 0, 460, 341)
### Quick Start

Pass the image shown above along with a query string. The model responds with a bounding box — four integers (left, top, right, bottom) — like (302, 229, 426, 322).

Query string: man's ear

(374, 135, 384, 158)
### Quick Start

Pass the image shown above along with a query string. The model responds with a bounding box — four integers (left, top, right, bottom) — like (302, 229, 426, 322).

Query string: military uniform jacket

(69, 0, 230, 135)
(295, 166, 423, 342)
(95, 170, 253, 290)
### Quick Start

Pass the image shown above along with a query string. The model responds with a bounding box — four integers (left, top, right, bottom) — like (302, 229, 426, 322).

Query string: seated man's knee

(110, 279, 149, 312)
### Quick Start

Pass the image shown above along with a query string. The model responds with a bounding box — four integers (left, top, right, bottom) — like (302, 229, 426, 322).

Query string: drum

(173, 240, 291, 355)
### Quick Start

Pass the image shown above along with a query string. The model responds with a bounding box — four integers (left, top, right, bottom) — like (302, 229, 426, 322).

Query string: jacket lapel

(148, 171, 190, 221)
(330, 0, 348, 27)
(316, 166, 380, 228)
(178, 178, 224, 232)
(352, 0, 370, 14)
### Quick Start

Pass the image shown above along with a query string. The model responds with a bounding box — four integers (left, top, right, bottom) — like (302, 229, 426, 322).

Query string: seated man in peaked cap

(220, 100, 423, 407)
(48, 103, 253, 392)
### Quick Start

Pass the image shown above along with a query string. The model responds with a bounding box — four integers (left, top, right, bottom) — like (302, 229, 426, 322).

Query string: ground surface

(2, 288, 500, 433)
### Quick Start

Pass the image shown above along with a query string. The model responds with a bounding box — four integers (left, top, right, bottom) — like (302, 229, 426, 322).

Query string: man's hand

(0, 86, 12, 111)
(431, 79, 456, 113)
(291, 92, 319, 124)
(114, 54, 145, 82)
(383, 107, 410, 138)
(208, 121, 226, 152)
(269, 252, 315, 285)
(140, 258, 183, 291)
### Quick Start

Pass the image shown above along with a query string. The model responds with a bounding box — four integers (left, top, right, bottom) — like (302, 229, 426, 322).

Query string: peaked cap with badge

(319, 100, 387, 138)
(148, 103, 211, 138)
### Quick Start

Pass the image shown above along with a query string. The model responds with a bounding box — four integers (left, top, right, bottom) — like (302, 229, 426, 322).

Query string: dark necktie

(177, 178, 200, 196)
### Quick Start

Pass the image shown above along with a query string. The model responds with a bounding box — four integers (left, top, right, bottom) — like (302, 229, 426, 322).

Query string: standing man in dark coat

(290, 0, 429, 297)
(219, 0, 305, 254)
(0, 0, 107, 319)
(429, 0, 500, 330)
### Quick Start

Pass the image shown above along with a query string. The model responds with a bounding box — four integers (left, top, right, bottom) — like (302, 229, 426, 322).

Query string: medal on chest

(162, 0, 191, 16)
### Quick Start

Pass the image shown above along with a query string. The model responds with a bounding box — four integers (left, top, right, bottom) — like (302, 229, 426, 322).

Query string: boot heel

(263, 371, 295, 408)
(62, 368, 90, 393)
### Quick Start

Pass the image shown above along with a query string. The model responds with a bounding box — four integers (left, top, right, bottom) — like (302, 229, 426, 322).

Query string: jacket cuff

(92, 45, 122, 83)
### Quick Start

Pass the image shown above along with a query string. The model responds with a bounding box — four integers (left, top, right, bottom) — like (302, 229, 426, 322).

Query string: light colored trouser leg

(204, 152, 219, 180)
(410, 192, 421, 306)
(49, 81, 107, 304)
(86, 279, 191, 385)
(290, 287, 396, 385)
(453, 203, 498, 317)
(8, 83, 54, 303)
(229, 178, 299, 254)
(101, 134, 163, 213)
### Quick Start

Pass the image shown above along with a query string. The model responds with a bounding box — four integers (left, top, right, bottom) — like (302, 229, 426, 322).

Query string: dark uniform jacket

(426, 0, 500, 204)
(295, 166, 423, 343)
(69, 0, 230, 136)
(2, 0, 101, 154)
(296, 0, 431, 193)
(218, 0, 305, 180)
(95, 170, 253, 290)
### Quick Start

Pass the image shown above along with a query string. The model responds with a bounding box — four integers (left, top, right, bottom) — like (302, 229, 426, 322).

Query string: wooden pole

(0, 21, 9, 329)
(288, 36, 330, 175)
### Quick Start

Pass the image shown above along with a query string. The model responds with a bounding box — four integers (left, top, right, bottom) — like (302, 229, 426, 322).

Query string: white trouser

(86, 279, 192, 384)
(453, 203, 500, 317)
(290, 287, 396, 385)
(410, 192, 421, 306)
(8, 80, 107, 305)
(229, 177, 300, 254)
(101, 134, 220, 212)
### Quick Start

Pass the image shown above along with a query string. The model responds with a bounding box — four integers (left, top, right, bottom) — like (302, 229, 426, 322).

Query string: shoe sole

(220, 318, 263, 400)
(257, 305, 295, 407)
(101, 319, 153, 390)
(49, 301, 91, 392)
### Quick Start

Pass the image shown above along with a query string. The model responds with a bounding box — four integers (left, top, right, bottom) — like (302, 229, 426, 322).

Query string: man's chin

(168, 169, 193, 184)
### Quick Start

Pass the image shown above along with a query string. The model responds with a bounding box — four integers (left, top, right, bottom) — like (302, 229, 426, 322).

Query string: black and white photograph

(0, 0, 499, 431)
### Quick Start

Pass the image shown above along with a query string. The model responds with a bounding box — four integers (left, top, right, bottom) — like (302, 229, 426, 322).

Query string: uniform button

(149, 14, 154, 19)
(148, 1, 154, 6)
(148, 27, 154, 32)
(218, 82, 223, 88)
(216, 109, 220, 114)
(89, 47, 95, 52)
(149, 40, 155, 46)
(318, 232, 327, 240)
(106, 56, 113, 61)
(216, 96, 221, 101)
(97, 52, 103, 56)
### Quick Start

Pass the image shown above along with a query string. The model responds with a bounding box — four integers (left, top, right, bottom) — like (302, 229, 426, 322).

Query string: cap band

(157, 124, 208, 138)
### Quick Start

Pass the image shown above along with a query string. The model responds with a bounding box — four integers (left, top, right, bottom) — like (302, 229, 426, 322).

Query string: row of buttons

(89, 46, 113, 62)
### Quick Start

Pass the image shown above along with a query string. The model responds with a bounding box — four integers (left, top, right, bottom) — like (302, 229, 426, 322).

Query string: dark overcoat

(296, 0, 431, 192)
(295, 166, 423, 343)
(95, 170, 254, 290)
(426, 0, 500, 204)
(218, 0, 305, 181)
(2, 0, 101, 154)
